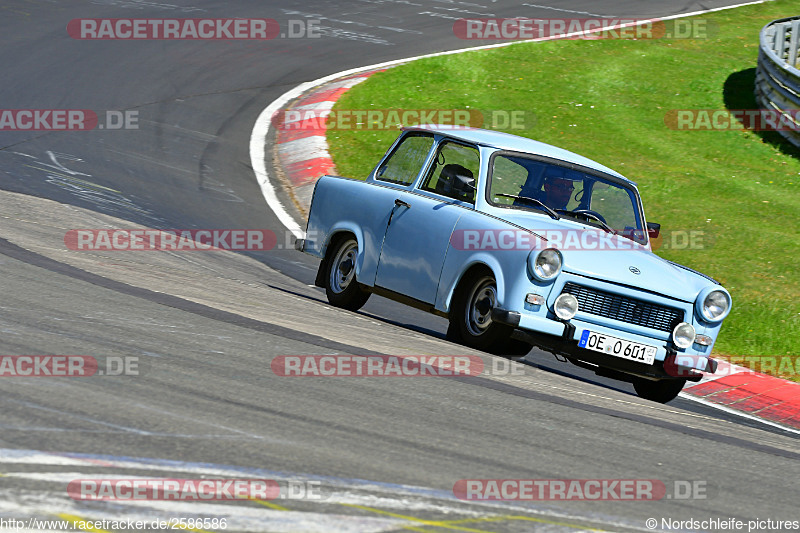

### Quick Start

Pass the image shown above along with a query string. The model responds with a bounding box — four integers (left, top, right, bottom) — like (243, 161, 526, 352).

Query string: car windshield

(487, 153, 647, 244)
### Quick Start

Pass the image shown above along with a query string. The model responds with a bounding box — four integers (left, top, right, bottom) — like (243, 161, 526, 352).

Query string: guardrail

(755, 16, 800, 148)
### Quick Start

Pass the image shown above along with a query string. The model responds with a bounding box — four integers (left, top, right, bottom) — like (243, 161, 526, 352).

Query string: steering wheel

(570, 209, 608, 225)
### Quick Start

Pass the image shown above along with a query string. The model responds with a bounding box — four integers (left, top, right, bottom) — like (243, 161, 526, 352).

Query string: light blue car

(296, 126, 731, 403)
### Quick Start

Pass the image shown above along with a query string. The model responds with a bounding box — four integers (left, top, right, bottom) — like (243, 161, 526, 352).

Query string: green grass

(326, 0, 800, 369)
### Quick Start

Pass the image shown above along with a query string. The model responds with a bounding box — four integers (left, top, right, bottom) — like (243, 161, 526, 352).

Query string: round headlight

(672, 322, 696, 349)
(529, 248, 562, 281)
(554, 293, 579, 320)
(701, 290, 730, 322)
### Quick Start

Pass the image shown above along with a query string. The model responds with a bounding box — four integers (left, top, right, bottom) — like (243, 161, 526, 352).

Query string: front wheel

(323, 236, 371, 311)
(448, 271, 513, 352)
(632, 377, 686, 403)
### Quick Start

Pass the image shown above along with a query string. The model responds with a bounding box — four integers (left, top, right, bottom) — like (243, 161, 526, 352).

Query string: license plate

(578, 330, 656, 365)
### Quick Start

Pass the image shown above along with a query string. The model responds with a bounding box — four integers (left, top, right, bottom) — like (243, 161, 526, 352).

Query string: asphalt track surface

(0, 1, 798, 531)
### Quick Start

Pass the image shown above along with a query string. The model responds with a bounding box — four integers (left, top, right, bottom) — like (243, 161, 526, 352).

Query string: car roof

(405, 125, 634, 185)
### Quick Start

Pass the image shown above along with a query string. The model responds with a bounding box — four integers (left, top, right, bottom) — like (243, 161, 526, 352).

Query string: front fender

(437, 253, 508, 314)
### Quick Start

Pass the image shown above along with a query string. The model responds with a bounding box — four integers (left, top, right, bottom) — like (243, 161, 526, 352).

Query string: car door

(375, 140, 480, 304)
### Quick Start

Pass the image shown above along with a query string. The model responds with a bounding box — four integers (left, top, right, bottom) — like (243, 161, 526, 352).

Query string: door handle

(388, 198, 410, 227)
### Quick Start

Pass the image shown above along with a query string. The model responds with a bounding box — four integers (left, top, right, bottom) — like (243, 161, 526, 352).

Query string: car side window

(420, 141, 479, 204)
(375, 133, 434, 186)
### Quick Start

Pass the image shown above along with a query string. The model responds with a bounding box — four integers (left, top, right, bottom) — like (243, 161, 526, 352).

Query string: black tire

(632, 377, 686, 403)
(448, 270, 514, 352)
(323, 236, 371, 311)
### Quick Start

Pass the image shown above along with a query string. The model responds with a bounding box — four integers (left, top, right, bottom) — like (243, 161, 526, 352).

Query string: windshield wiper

(553, 208, 617, 234)
(581, 215, 616, 234)
(496, 193, 559, 220)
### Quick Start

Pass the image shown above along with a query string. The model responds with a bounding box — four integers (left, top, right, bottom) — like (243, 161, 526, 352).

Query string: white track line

(0, 449, 650, 532)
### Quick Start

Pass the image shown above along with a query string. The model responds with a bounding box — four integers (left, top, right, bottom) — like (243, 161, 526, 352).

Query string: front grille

(561, 282, 683, 332)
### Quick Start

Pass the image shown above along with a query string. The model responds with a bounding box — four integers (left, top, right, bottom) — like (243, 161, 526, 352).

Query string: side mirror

(647, 222, 661, 239)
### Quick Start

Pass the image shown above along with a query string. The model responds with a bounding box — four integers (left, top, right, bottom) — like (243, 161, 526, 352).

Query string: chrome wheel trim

(465, 276, 497, 337)
(330, 240, 358, 294)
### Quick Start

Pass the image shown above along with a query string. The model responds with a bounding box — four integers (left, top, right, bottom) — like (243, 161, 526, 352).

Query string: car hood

(560, 248, 715, 303)
(494, 211, 716, 302)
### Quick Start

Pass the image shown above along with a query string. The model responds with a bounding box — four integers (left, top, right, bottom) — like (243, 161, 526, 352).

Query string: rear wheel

(323, 236, 371, 311)
(632, 377, 686, 403)
(448, 270, 514, 352)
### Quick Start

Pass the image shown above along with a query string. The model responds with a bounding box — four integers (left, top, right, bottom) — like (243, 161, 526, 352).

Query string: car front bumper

(492, 308, 717, 381)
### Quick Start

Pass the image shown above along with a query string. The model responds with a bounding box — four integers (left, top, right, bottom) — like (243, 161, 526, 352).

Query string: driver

(540, 168, 574, 210)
